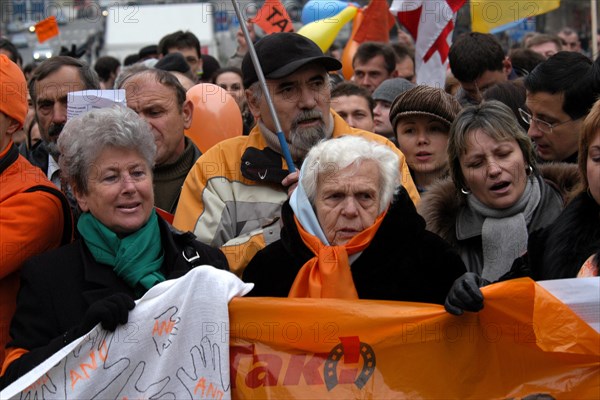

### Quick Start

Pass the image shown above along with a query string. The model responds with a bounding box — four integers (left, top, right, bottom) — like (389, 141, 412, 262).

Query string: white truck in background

(102, 2, 217, 62)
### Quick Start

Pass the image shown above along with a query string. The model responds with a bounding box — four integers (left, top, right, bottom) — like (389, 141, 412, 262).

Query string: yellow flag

(471, 0, 560, 33)
(297, 6, 358, 52)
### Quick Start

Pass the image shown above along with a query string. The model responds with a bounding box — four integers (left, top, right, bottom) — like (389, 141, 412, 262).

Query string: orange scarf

(288, 211, 387, 299)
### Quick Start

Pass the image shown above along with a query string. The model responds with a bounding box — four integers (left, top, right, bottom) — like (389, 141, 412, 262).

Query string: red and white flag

(390, 0, 465, 87)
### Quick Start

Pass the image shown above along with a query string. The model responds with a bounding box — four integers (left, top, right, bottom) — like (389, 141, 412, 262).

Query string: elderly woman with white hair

(243, 136, 466, 303)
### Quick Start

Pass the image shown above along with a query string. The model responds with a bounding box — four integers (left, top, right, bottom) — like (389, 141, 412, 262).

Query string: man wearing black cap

(173, 33, 419, 276)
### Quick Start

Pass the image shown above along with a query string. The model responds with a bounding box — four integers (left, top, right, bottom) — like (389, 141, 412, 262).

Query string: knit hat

(389, 85, 462, 130)
(155, 52, 190, 74)
(242, 32, 342, 88)
(0, 54, 27, 128)
(371, 78, 415, 104)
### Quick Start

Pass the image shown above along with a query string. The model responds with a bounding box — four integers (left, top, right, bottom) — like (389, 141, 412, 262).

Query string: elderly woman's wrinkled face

(460, 129, 528, 209)
(587, 132, 600, 206)
(75, 147, 154, 236)
(315, 160, 381, 245)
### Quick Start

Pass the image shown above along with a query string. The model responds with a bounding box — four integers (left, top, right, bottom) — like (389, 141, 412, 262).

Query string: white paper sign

(67, 90, 127, 120)
(538, 277, 600, 333)
(1, 266, 253, 399)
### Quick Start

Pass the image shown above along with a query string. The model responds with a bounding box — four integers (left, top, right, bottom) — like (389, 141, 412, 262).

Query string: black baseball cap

(242, 32, 342, 88)
(155, 52, 191, 74)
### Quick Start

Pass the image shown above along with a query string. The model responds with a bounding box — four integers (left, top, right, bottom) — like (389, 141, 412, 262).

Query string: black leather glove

(69, 293, 135, 342)
(445, 273, 489, 316)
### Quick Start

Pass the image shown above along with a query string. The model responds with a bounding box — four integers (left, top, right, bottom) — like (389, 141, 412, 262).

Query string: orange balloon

(341, 8, 363, 80)
(185, 83, 243, 153)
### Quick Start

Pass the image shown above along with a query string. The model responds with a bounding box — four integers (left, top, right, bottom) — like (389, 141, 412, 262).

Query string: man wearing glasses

(522, 52, 599, 163)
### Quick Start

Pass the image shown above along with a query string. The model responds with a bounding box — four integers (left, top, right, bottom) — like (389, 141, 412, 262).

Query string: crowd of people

(1, 20, 599, 390)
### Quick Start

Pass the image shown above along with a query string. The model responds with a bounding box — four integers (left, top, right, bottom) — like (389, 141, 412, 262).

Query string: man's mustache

(291, 110, 324, 129)
(48, 123, 64, 138)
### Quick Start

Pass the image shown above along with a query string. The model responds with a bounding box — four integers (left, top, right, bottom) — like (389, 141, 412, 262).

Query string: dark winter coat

(505, 192, 600, 280)
(243, 187, 466, 305)
(417, 163, 580, 275)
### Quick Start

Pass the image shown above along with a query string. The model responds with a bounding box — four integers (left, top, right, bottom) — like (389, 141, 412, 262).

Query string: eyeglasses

(518, 108, 573, 134)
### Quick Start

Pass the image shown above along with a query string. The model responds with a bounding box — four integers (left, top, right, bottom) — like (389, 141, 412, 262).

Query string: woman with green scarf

(1, 107, 228, 388)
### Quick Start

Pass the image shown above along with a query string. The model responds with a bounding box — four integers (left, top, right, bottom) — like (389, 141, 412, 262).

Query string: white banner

(1, 266, 253, 399)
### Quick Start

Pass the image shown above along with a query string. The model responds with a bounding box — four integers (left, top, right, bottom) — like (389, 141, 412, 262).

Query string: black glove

(70, 293, 135, 341)
(445, 273, 489, 316)
(1, 294, 135, 389)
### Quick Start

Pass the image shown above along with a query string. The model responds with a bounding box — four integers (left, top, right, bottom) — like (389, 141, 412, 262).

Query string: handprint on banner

(176, 337, 229, 398)
(19, 373, 58, 399)
(3, 267, 245, 400)
(67, 328, 131, 399)
(105, 361, 170, 399)
(71, 324, 173, 399)
(152, 306, 181, 356)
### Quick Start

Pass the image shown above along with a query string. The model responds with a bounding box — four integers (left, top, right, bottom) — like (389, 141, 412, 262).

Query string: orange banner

(229, 278, 599, 398)
(353, 0, 396, 44)
(251, 0, 294, 34)
(35, 16, 59, 43)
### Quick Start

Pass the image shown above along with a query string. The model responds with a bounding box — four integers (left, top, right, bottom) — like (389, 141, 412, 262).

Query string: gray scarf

(461, 177, 541, 281)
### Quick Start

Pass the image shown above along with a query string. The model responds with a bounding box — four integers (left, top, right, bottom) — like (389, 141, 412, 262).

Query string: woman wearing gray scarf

(418, 101, 576, 287)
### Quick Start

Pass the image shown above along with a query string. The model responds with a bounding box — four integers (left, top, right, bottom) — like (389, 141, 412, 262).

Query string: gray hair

(448, 100, 537, 192)
(58, 106, 156, 194)
(29, 56, 100, 104)
(114, 63, 151, 90)
(301, 135, 400, 213)
(246, 81, 262, 104)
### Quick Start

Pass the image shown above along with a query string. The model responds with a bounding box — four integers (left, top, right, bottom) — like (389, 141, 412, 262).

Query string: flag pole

(230, 0, 296, 172)
(591, 0, 598, 58)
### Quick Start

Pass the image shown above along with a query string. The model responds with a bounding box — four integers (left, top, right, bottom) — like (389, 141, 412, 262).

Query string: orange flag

(341, 8, 364, 79)
(353, 0, 395, 43)
(230, 278, 600, 398)
(35, 16, 59, 43)
(251, 0, 294, 34)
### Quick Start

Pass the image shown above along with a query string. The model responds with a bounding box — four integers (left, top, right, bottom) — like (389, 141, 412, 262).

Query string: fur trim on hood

(417, 162, 580, 244)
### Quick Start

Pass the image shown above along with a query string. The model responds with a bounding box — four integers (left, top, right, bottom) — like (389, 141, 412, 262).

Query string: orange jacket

(0, 143, 69, 366)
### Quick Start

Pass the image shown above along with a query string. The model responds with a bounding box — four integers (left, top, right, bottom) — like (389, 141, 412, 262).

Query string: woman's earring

(526, 165, 533, 175)
(461, 187, 471, 195)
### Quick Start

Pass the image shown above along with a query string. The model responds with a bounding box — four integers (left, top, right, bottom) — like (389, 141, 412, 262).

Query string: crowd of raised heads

(1, 21, 599, 391)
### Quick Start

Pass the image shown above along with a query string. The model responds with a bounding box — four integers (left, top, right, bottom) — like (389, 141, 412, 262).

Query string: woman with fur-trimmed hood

(418, 101, 579, 282)
(443, 100, 599, 316)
